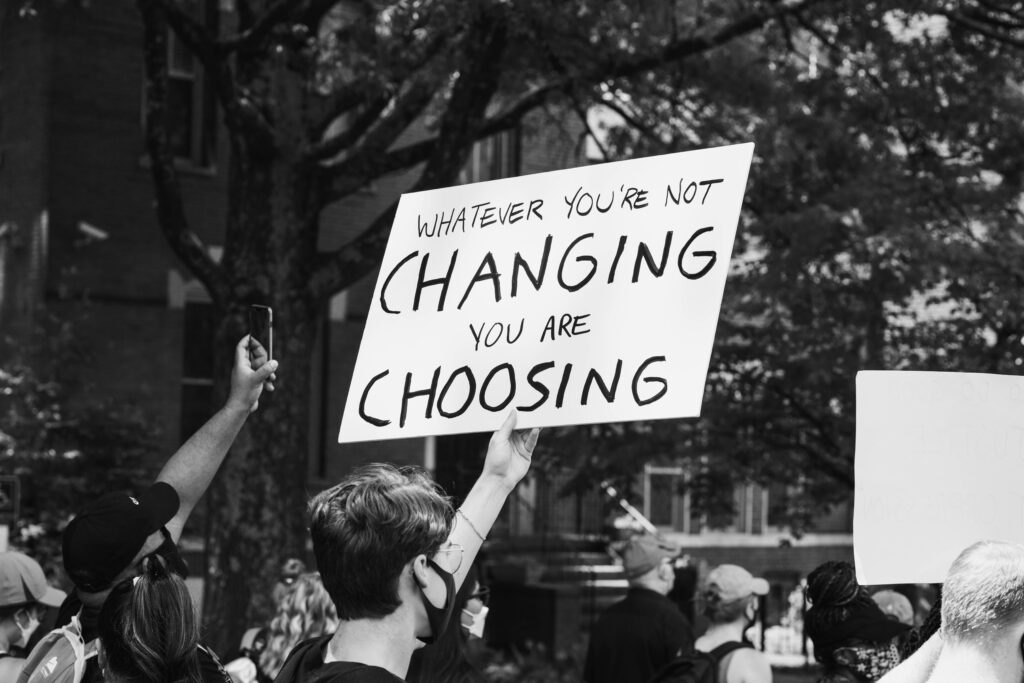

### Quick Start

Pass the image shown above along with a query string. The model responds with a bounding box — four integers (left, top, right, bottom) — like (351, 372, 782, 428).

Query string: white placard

(339, 143, 754, 442)
(854, 370, 1024, 584)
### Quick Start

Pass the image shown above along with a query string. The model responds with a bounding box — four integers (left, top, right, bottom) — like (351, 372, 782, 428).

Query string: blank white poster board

(338, 143, 754, 442)
(855, 370, 1024, 584)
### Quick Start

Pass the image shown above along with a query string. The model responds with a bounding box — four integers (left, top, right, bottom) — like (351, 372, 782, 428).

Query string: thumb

(255, 359, 279, 382)
(497, 409, 518, 439)
(236, 336, 252, 364)
(521, 427, 540, 453)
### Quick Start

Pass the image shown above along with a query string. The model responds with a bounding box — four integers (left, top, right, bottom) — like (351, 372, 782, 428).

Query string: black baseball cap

(62, 482, 180, 592)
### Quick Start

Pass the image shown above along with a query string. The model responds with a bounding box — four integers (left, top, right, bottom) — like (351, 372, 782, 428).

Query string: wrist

(221, 398, 252, 418)
(476, 471, 518, 496)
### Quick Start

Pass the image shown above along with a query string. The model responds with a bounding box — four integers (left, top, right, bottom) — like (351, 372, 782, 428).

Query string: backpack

(648, 641, 751, 683)
(16, 614, 99, 683)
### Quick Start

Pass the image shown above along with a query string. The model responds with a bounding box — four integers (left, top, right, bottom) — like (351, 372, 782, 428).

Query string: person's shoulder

(0, 656, 26, 682)
(727, 647, 771, 683)
(320, 663, 404, 682)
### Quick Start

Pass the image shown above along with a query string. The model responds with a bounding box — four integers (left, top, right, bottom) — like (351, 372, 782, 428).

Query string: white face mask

(462, 605, 489, 639)
(14, 609, 40, 649)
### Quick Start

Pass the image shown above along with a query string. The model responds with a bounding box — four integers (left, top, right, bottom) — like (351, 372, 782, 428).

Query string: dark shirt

(583, 587, 695, 683)
(275, 635, 406, 682)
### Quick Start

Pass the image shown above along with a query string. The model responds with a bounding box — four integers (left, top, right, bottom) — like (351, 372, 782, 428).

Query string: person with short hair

(583, 534, 694, 683)
(694, 564, 772, 683)
(0, 551, 66, 680)
(274, 411, 538, 682)
(47, 336, 277, 683)
(916, 540, 1024, 682)
(804, 561, 908, 682)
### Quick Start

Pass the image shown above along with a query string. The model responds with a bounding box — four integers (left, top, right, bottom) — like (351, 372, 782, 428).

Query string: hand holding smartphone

(248, 305, 273, 367)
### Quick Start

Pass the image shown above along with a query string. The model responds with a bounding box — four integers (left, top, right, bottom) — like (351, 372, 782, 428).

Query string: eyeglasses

(434, 542, 464, 574)
(469, 586, 490, 606)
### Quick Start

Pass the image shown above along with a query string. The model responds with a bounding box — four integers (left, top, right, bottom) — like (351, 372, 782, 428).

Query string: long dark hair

(804, 560, 876, 668)
(97, 554, 203, 683)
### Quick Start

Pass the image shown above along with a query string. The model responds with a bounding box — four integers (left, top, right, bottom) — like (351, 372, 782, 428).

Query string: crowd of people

(1, 336, 536, 682)
(2, 335, 1024, 683)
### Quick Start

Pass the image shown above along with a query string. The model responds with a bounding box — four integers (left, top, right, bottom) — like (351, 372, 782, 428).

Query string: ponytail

(98, 554, 204, 683)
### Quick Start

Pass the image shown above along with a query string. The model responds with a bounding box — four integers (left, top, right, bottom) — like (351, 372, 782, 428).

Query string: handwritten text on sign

(854, 371, 1024, 585)
(338, 143, 754, 442)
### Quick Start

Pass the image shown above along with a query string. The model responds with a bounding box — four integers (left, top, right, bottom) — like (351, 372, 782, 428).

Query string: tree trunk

(200, 134, 320, 653)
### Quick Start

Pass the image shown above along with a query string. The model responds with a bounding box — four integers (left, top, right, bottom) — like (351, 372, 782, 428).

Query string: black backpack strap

(708, 641, 751, 662)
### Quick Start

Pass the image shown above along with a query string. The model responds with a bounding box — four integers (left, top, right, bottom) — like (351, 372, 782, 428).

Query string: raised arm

(447, 410, 539, 589)
(158, 336, 278, 542)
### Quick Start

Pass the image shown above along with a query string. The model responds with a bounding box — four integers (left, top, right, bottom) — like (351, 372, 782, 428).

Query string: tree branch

(321, 80, 566, 203)
(568, 89, 611, 161)
(600, 0, 832, 80)
(600, 95, 665, 147)
(310, 0, 831, 298)
(216, 0, 303, 52)
(149, 0, 275, 146)
(304, 93, 392, 162)
(138, 0, 229, 305)
(944, 8, 1024, 49)
(313, 76, 437, 177)
(310, 7, 510, 299)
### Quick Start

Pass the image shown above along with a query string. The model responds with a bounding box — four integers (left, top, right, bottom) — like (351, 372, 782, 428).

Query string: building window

(459, 129, 521, 184)
(180, 300, 215, 440)
(643, 464, 776, 535)
(643, 465, 690, 531)
(145, 0, 217, 169)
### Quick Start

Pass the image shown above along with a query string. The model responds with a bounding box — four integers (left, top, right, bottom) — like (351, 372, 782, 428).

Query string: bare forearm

(157, 403, 249, 540)
(449, 473, 515, 588)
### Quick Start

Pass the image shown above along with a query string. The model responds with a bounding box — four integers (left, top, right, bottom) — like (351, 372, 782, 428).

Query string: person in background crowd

(804, 561, 909, 682)
(898, 594, 941, 661)
(257, 572, 339, 681)
(406, 563, 488, 683)
(871, 591, 914, 627)
(273, 411, 538, 683)
(97, 554, 227, 683)
(273, 559, 308, 606)
(583, 534, 694, 683)
(694, 564, 773, 683)
(0, 551, 66, 680)
(41, 336, 277, 683)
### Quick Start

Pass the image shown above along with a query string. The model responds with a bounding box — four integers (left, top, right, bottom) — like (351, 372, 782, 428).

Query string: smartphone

(249, 305, 273, 364)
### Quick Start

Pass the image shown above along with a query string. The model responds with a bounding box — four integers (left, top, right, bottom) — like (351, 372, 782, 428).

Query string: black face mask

(416, 558, 457, 645)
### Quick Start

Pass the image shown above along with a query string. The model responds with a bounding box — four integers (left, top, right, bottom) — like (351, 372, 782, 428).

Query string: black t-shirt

(583, 587, 695, 683)
(275, 635, 406, 682)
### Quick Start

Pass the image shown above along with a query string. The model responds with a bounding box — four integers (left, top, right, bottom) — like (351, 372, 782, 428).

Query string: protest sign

(854, 371, 1024, 584)
(339, 143, 754, 442)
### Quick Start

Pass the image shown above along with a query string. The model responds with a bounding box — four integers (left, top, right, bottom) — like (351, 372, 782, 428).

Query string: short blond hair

(942, 541, 1024, 642)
